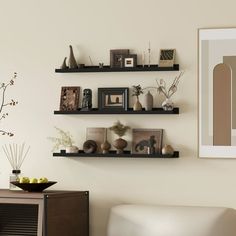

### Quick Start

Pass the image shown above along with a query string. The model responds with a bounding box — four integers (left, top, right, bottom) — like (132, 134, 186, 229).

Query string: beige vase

(133, 97, 142, 111)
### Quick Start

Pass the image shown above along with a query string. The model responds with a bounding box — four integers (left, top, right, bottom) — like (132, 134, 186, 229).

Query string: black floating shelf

(54, 107, 179, 115)
(53, 150, 179, 158)
(55, 64, 179, 73)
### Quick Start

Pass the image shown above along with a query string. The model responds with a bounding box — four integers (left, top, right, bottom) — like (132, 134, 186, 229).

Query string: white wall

(1, 0, 236, 235)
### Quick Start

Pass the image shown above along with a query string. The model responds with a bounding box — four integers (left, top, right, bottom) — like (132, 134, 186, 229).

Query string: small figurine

(81, 89, 92, 111)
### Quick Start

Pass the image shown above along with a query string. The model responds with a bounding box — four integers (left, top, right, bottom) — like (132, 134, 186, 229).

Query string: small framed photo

(98, 87, 129, 111)
(59, 86, 80, 111)
(110, 49, 130, 68)
(123, 54, 137, 68)
(159, 49, 176, 67)
(132, 129, 163, 154)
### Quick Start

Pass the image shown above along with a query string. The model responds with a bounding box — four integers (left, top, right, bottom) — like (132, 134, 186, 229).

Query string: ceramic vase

(133, 97, 142, 111)
(162, 144, 174, 155)
(113, 138, 127, 154)
(162, 98, 174, 111)
(101, 129, 111, 154)
(68, 45, 78, 69)
(66, 145, 79, 153)
(60, 57, 68, 69)
(144, 91, 153, 111)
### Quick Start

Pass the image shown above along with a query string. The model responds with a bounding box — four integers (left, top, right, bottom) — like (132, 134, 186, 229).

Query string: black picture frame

(110, 49, 130, 68)
(98, 87, 129, 111)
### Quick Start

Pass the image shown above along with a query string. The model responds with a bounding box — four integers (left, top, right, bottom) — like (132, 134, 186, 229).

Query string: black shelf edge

(55, 64, 179, 73)
(54, 107, 179, 115)
(53, 150, 179, 158)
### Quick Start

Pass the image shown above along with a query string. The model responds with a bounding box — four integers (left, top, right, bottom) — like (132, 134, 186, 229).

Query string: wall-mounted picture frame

(59, 86, 80, 111)
(159, 49, 176, 67)
(132, 129, 163, 154)
(98, 87, 129, 111)
(110, 49, 129, 68)
(123, 54, 137, 68)
(199, 28, 236, 158)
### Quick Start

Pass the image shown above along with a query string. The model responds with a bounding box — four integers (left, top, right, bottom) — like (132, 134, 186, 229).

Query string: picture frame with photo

(132, 129, 163, 154)
(123, 54, 137, 68)
(159, 49, 176, 67)
(98, 87, 129, 111)
(110, 49, 130, 68)
(59, 86, 80, 111)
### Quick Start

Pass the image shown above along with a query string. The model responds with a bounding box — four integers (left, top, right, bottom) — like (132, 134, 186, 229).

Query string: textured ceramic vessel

(65, 145, 79, 153)
(144, 91, 153, 111)
(113, 138, 127, 154)
(68, 45, 78, 69)
(133, 97, 142, 111)
(162, 144, 174, 155)
(83, 140, 97, 153)
(101, 140, 111, 154)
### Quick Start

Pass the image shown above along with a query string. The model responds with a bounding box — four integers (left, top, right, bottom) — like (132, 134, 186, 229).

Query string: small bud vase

(133, 97, 142, 111)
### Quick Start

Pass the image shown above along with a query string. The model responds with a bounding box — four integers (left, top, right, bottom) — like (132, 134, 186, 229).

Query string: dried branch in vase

(0, 72, 18, 136)
(143, 71, 184, 99)
(155, 71, 184, 99)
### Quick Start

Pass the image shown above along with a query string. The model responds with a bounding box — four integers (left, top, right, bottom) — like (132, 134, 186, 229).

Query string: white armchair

(107, 204, 236, 236)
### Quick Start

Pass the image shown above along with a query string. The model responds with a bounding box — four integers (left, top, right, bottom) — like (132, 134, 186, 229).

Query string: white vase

(162, 98, 174, 111)
(66, 145, 79, 153)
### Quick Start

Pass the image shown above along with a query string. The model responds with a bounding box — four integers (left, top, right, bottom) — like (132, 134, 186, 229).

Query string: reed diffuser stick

(2, 143, 30, 170)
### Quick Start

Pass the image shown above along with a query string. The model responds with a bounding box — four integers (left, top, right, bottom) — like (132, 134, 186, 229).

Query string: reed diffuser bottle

(2, 143, 30, 190)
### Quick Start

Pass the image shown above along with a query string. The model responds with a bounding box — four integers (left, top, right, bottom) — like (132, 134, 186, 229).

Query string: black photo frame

(98, 87, 129, 111)
(110, 49, 130, 68)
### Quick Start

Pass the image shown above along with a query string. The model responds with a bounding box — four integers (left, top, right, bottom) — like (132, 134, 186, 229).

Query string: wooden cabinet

(0, 189, 89, 236)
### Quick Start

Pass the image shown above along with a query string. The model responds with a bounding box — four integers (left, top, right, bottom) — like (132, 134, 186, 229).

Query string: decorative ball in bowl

(11, 178, 57, 192)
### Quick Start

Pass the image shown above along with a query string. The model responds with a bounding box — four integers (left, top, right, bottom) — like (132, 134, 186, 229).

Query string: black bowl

(11, 181, 57, 192)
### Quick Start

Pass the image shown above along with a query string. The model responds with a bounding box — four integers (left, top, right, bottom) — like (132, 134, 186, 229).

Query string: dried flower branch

(48, 127, 74, 152)
(109, 121, 130, 137)
(0, 72, 18, 136)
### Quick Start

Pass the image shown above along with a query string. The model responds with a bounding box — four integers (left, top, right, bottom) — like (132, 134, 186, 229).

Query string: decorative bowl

(10, 181, 57, 192)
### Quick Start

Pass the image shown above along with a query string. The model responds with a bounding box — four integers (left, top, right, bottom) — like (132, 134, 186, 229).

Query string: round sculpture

(83, 140, 97, 153)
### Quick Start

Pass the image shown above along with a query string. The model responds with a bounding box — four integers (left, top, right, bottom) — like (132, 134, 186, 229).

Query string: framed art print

(59, 86, 80, 111)
(98, 87, 129, 111)
(132, 129, 163, 154)
(199, 28, 236, 158)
